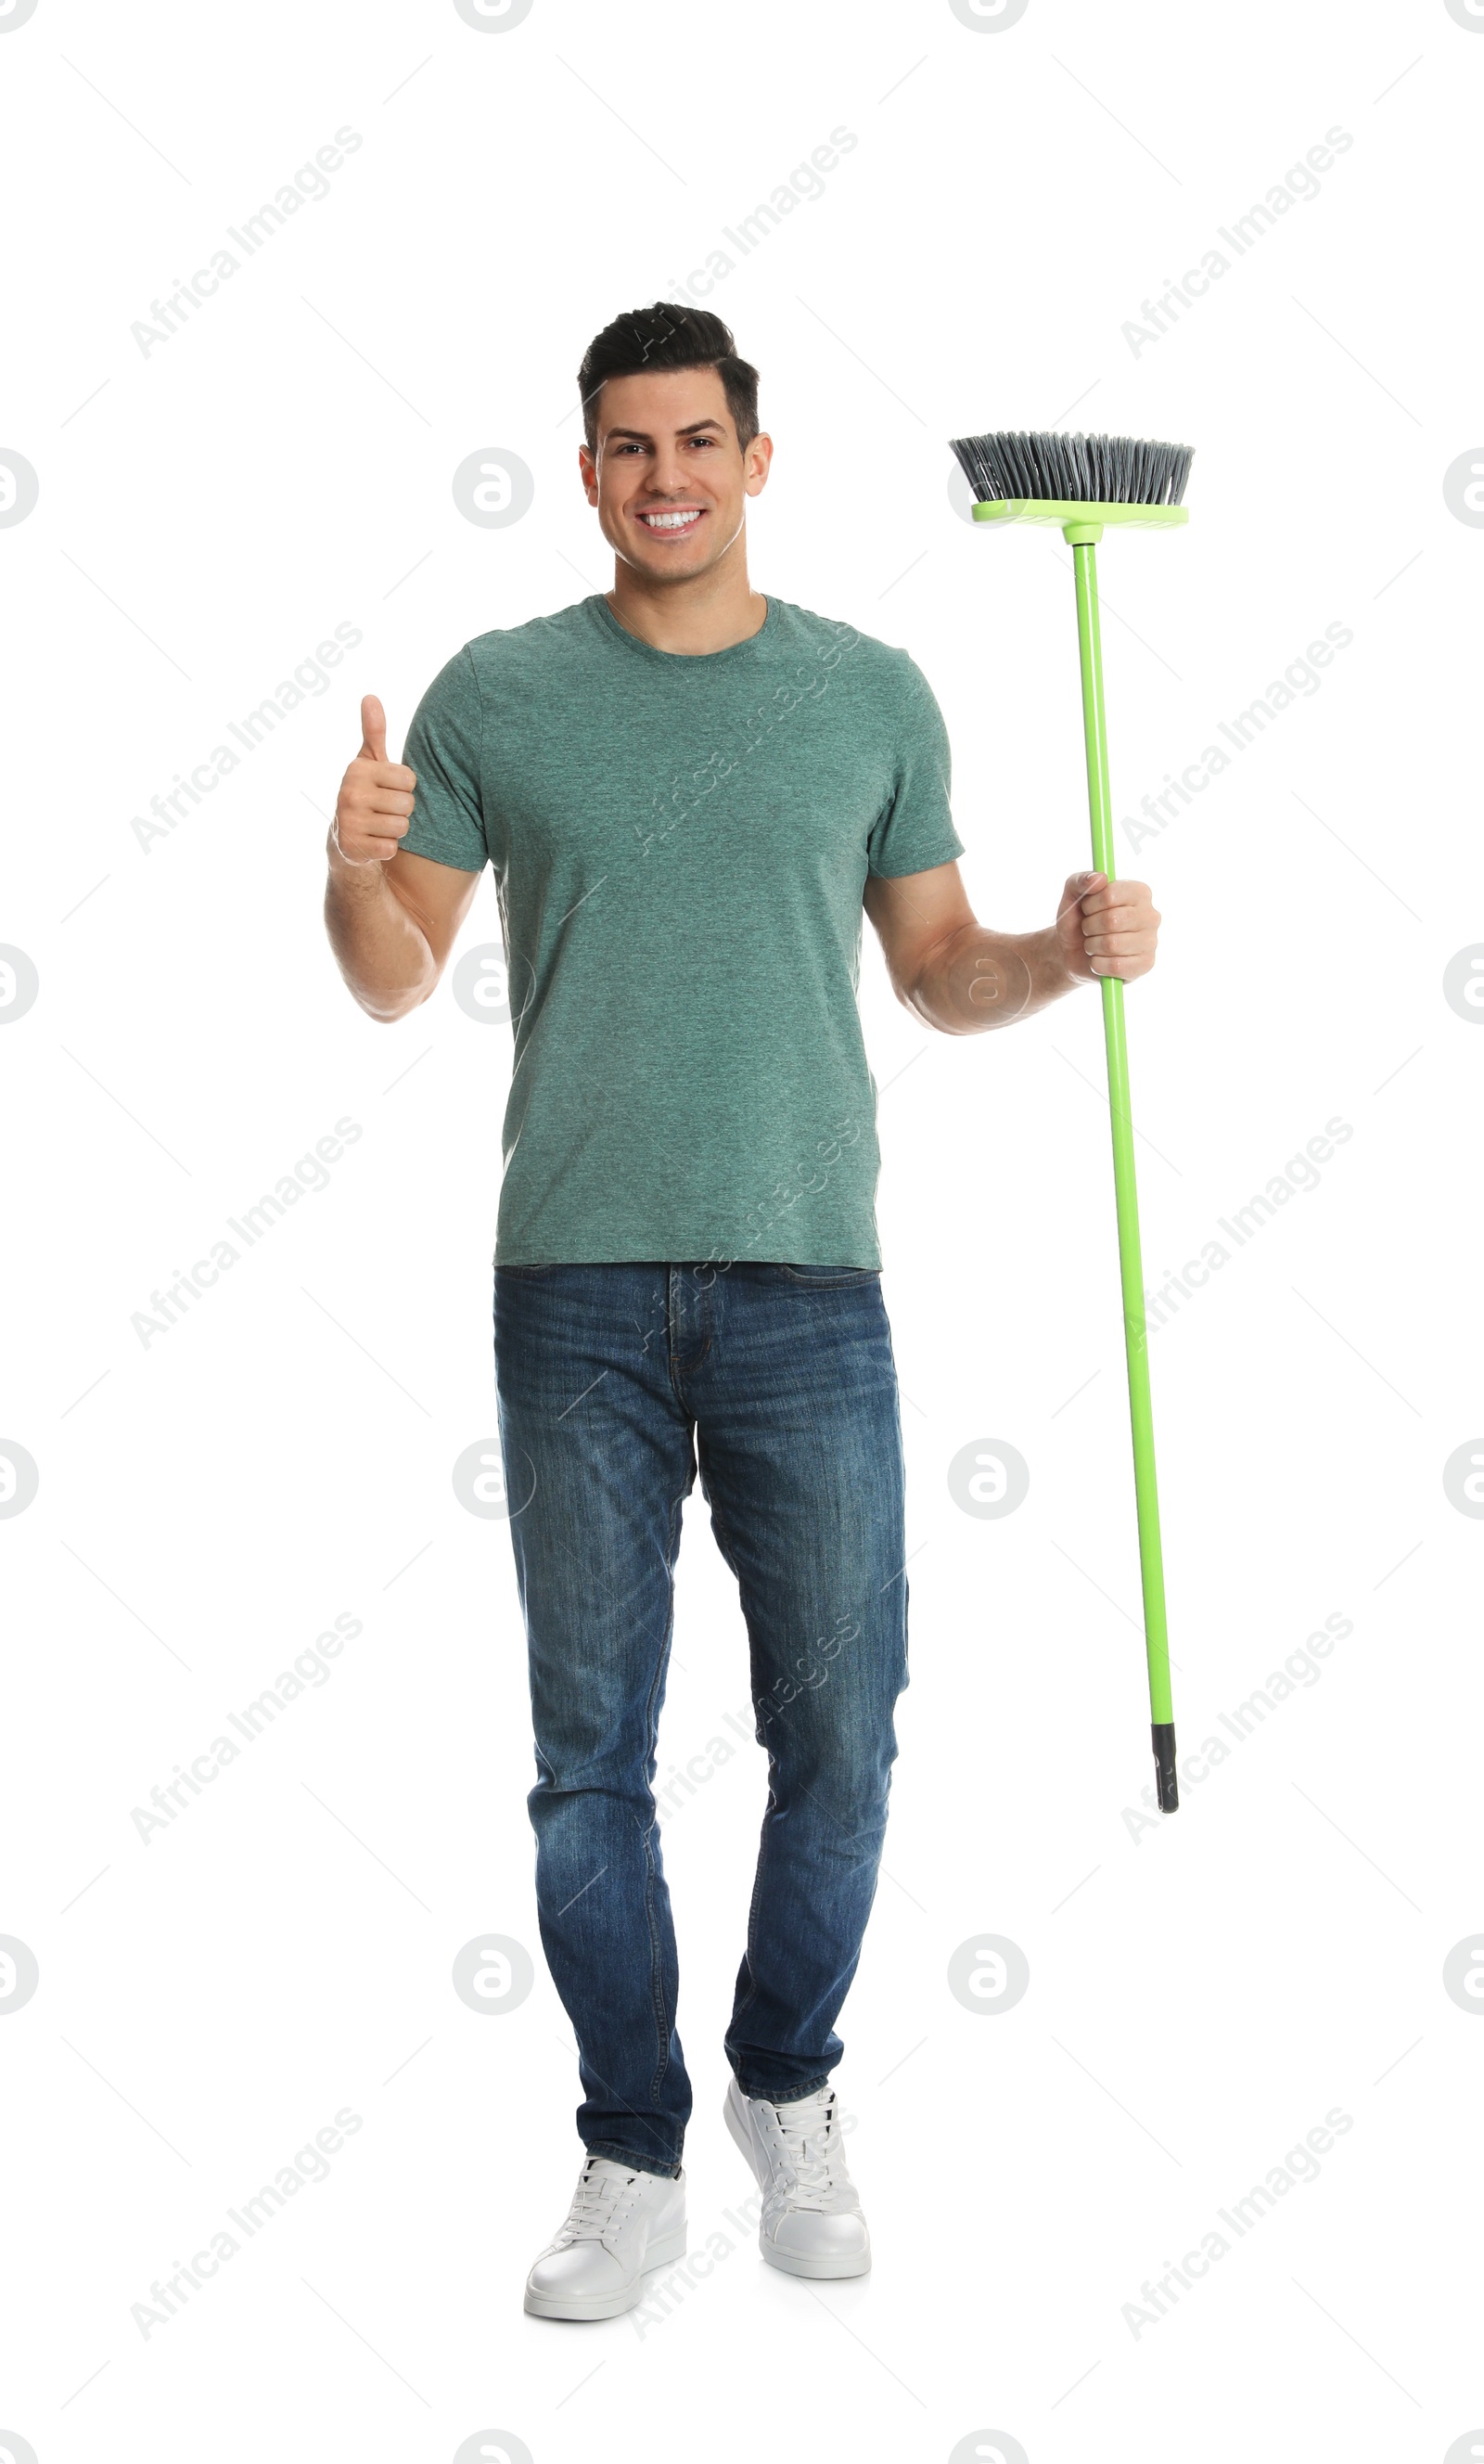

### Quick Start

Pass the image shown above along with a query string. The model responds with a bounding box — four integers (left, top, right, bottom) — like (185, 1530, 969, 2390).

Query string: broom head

(950, 430, 1193, 533)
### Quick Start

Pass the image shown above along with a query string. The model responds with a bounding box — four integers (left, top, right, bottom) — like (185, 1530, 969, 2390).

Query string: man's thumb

(359, 694, 388, 763)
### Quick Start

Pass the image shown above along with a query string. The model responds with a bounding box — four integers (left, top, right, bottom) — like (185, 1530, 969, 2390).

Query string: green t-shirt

(401, 593, 964, 1266)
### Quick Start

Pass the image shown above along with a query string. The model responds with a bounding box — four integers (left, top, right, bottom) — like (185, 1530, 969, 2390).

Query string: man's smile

(634, 507, 706, 534)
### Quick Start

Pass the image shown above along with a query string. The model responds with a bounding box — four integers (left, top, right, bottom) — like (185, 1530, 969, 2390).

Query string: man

(324, 303, 1158, 2320)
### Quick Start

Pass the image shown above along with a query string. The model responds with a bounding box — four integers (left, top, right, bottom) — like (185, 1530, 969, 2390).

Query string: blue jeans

(493, 1262, 909, 2178)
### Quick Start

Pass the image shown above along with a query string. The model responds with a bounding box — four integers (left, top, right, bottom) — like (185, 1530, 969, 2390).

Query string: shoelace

(558, 2161, 639, 2244)
(768, 2091, 846, 2212)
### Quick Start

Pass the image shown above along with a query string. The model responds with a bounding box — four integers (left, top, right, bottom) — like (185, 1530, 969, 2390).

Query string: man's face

(579, 366, 772, 584)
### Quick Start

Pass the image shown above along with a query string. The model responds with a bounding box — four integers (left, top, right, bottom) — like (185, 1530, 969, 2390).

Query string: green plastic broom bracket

(971, 498, 1189, 536)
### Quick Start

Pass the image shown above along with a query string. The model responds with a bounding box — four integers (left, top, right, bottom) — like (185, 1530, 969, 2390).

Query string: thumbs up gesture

(331, 696, 417, 866)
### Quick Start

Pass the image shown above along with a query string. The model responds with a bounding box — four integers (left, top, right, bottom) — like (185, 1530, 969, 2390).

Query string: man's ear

(744, 430, 774, 498)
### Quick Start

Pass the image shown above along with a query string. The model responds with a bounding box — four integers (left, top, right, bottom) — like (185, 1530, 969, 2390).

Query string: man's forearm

(324, 833, 436, 1022)
(905, 920, 1075, 1036)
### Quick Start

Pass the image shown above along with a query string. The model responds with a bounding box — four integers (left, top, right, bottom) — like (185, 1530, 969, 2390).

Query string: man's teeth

(641, 509, 701, 529)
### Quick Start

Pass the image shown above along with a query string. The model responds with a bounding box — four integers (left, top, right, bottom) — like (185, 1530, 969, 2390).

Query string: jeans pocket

(775, 1264, 881, 1289)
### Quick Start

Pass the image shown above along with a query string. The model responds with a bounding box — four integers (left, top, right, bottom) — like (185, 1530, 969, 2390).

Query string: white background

(2, 2, 1480, 2458)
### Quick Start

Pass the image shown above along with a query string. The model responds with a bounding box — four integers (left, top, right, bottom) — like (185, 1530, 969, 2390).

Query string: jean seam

(734, 2070, 833, 2105)
(642, 1477, 686, 2108)
(584, 2137, 683, 2179)
(703, 1482, 775, 2049)
(737, 1741, 772, 2034)
(666, 1264, 712, 1407)
(574, 2046, 686, 2172)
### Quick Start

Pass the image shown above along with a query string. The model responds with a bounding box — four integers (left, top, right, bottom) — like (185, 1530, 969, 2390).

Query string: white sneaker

(523, 2154, 687, 2320)
(724, 2078, 871, 2278)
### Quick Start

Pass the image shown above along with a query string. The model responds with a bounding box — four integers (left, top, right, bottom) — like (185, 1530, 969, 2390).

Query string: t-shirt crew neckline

(588, 590, 777, 669)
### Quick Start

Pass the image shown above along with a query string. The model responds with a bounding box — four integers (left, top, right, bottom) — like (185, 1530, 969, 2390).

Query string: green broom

(948, 428, 1193, 1814)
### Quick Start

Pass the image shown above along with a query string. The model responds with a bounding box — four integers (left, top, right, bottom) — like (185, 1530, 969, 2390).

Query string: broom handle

(1070, 537, 1178, 1813)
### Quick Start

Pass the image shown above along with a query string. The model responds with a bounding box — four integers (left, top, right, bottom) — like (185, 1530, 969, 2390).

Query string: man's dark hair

(577, 302, 760, 453)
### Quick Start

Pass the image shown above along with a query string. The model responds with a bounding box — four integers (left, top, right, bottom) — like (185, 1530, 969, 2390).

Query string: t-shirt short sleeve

(400, 644, 489, 874)
(866, 656, 966, 879)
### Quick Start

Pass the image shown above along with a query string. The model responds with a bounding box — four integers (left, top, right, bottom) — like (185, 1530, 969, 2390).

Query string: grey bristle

(949, 430, 1195, 507)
